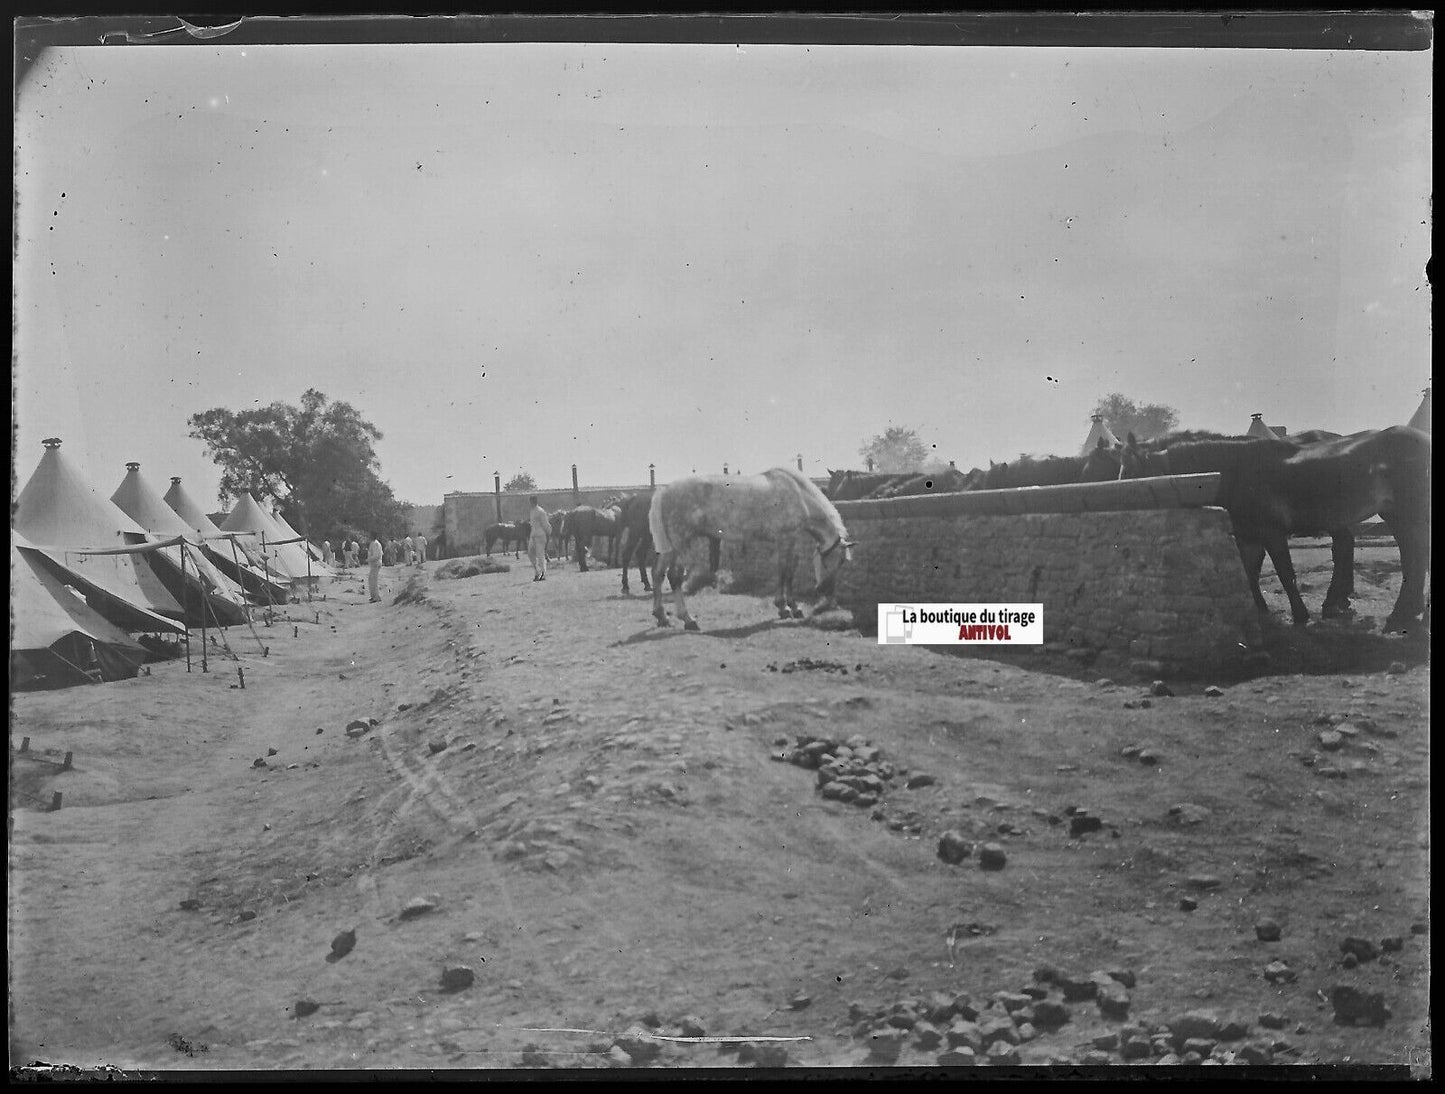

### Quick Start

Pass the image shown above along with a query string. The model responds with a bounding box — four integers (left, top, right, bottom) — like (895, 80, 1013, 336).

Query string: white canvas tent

(220, 493, 317, 584)
(269, 506, 334, 576)
(110, 463, 249, 626)
(1079, 414, 1121, 457)
(1246, 413, 1288, 439)
(162, 477, 290, 604)
(11, 542, 149, 689)
(13, 440, 186, 626)
(1407, 386, 1430, 434)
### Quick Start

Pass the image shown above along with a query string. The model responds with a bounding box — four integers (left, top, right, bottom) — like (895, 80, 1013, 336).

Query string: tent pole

(191, 544, 209, 673)
(261, 531, 274, 626)
(181, 543, 192, 673)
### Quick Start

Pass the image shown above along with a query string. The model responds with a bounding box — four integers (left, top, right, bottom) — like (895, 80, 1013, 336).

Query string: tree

(859, 426, 935, 472)
(1092, 393, 1180, 441)
(188, 389, 408, 543)
(504, 471, 538, 492)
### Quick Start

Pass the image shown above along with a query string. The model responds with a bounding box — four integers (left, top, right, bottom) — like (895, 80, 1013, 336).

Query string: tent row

(11, 439, 335, 690)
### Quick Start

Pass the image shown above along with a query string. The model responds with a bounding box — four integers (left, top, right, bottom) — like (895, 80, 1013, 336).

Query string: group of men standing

(319, 533, 428, 604)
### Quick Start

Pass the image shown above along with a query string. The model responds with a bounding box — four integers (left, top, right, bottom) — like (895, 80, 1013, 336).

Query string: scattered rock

(440, 966, 474, 992)
(1237, 1042, 1274, 1065)
(179, 898, 202, 911)
(237, 909, 256, 922)
(1107, 969, 1137, 989)
(787, 992, 811, 1011)
(327, 928, 356, 962)
(1342, 952, 1359, 970)
(1032, 1001, 1069, 1029)
(994, 992, 1034, 1013)
(427, 739, 448, 755)
(1318, 730, 1344, 751)
(1168, 1011, 1221, 1042)
(1184, 874, 1223, 891)
(1179, 896, 1198, 912)
(978, 1016, 1020, 1047)
(1095, 979, 1131, 1019)
(1262, 960, 1295, 984)
(345, 720, 371, 738)
(985, 1042, 1021, 1065)
(946, 1020, 983, 1051)
(1136, 748, 1160, 764)
(1385, 661, 1407, 675)
(1254, 918, 1282, 942)
(266, 747, 278, 757)
(1056, 974, 1098, 1003)
(1203, 685, 1225, 697)
(1381, 936, 1404, 953)
(906, 773, 937, 790)
(1167, 803, 1212, 826)
(1258, 1012, 1287, 1030)
(399, 896, 438, 920)
(1340, 936, 1379, 962)
(936, 830, 973, 865)
(1217, 1018, 1250, 1041)
(1069, 814, 1104, 837)
(1120, 744, 1143, 759)
(294, 1000, 321, 1019)
(936, 1048, 976, 1066)
(1150, 680, 1174, 697)
(1081, 1050, 1113, 1066)
(252, 758, 268, 769)
(913, 1021, 943, 1051)
(978, 843, 1008, 871)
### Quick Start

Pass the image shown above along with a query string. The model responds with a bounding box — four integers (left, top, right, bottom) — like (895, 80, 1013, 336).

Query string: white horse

(649, 466, 854, 631)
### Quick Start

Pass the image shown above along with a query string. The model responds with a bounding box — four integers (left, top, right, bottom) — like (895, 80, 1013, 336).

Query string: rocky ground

(7, 541, 1430, 1076)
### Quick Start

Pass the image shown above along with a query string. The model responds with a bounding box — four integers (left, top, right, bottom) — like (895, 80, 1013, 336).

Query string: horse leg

(1380, 514, 1430, 633)
(618, 529, 635, 594)
(1261, 532, 1310, 626)
(652, 548, 671, 625)
(1321, 527, 1356, 618)
(576, 532, 588, 572)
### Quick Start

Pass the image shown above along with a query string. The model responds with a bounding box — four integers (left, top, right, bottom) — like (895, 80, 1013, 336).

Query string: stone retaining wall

(716, 475, 1265, 676)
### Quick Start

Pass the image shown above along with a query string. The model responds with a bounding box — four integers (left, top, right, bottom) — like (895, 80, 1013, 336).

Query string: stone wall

(443, 485, 650, 557)
(715, 475, 1265, 676)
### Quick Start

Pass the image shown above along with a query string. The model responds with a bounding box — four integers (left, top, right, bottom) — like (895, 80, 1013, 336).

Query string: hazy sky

(14, 34, 1431, 508)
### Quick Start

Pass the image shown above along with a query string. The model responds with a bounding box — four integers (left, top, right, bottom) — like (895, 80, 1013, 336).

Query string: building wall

(442, 485, 651, 557)
(713, 475, 1264, 676)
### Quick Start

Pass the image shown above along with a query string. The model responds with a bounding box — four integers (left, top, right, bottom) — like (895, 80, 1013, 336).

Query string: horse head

(810, 531, 855, 604)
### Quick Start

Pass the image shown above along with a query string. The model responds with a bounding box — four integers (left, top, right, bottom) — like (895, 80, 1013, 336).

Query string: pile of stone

(773, 734, 896, 809)
(766, 659, 855, 675)
(1077, 1008, 1294, 1066)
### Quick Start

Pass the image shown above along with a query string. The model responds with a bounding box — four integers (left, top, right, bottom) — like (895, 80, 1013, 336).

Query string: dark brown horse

(1081, 430, 1361, 618)
(982, 454, 1090, 490)
(826, 466, 981, 500)
(545, 509, 569, 561)
(483, 522, 527, 558)
(1113, 427, 1430, 632)
(560, 505, 621, 571)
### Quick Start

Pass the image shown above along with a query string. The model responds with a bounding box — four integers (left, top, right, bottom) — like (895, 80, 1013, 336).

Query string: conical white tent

(270, 506, 334, 576)
(162, 477, 291, 605)
(220, 494, 316, 583)
(1246, 413, 1287, 439)
(110, 463, 248, 625)
(13, 440, 186, 625)
(1407, 386, 1430, 434)
(11, 542, 149, 688)
(1079, 415, 1121, 457)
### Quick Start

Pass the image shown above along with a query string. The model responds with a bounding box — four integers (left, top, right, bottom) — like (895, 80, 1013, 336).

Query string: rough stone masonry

(716, 477, 1264, 676)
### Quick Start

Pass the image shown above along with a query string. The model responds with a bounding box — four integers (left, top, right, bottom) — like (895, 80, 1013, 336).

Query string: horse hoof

(790, 608, 805, 620)
(777, 609, 792, 620)
(654, 616, 671, 628)
(684, 620, 701, 632)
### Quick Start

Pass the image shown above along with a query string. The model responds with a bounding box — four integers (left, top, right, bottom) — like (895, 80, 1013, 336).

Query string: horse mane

(762, 466, 848, 540)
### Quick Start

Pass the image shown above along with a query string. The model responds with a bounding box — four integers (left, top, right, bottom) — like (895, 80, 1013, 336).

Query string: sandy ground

(8, 542, 1430, 1075)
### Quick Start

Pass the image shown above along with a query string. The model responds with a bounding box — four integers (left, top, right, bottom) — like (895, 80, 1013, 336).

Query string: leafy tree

(1091, 393, 1180, 441)
(859, 426, 934, 472)
(188, 389, 408, 543)
(504, 471, 538, 492)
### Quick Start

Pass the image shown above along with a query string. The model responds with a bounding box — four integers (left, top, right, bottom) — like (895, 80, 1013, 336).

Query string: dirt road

(8, 546, 1430, 1073)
